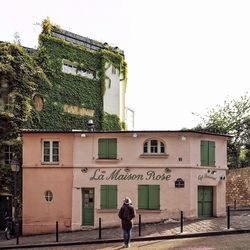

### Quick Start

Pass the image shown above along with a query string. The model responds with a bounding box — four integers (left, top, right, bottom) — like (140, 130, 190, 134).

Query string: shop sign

(198, 173, 217, 181)
(89, 168, 171, 181)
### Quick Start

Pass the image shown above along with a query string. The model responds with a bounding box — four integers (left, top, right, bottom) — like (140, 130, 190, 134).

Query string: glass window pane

(45, 191, 53, 202)
(160, 142, 165, 153)
(44, 155, 50, 162)
(53, 155, 59, 162)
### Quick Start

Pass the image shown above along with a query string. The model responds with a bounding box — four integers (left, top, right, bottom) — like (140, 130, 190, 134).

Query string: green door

(82, 188, 94, 226)
(198, 186, 213, 217)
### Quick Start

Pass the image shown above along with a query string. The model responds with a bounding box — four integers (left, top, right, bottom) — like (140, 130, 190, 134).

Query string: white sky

(1, 0, 249, 130)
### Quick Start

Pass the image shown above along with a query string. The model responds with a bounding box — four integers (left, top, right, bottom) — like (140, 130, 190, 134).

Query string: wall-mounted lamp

(165, 167, 171, 173)
(220, 176, 226, 180)
(81, 167, 88, 173)
(81, 133, 86, 138)
(87, 119, 95, 131)
(132, 133, 137, 138)
(124, 167, 130, 173)
(181, 136, 186, 141)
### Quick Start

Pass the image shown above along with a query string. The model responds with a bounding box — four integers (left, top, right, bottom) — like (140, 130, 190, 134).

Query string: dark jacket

(118, 203, 136, 229)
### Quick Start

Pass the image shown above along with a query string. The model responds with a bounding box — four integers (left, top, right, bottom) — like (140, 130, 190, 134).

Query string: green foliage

(0, 42, 49, 194)
(102, 113, 122, 131)
(0, 43, 50, 142)
(193, 94, 250, 168)
(33, 29, 126, 131)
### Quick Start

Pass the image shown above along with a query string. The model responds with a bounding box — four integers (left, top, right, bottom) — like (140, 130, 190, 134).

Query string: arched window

(143, 139, 165, 154)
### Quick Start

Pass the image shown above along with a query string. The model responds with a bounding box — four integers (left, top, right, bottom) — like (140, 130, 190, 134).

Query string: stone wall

(226, 167, 250, 207)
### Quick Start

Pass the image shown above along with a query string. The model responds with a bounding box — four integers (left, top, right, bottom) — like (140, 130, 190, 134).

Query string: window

(112, 65, 116, 74)
(100, 185, 117, 209)
(62, 59, 95, 79)
(138, 185, 160, 210)
(3, 145, 14, 165)
(45, 190, 53, 202)
(98, 138, 117, 159)
(43, 140, 59, 163)
(200, 141, 215, 166)
(143, 139, 165, 154)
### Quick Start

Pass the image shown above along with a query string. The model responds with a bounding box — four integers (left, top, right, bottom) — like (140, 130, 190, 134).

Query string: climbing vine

(0, 42, 50, 193)
(33, 19, 127, 131)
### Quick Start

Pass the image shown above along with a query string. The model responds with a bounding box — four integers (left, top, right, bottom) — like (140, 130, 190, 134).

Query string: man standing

(118, 197, 136, 248)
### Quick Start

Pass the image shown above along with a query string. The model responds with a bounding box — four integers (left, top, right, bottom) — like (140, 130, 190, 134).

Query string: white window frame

(143, 139, 165, 154)
(42, 140, 59, 164)
(44, 190, 53, 203)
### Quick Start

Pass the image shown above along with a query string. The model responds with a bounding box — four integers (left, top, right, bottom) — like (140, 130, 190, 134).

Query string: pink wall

(22, 133, 74, 235)
(22, 131, 228, 234)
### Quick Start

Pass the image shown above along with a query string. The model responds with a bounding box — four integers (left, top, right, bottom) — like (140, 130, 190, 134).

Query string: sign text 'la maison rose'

(88, 168, 171, 181)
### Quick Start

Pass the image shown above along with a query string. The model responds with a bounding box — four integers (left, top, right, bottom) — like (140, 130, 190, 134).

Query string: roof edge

(21, 129, 231, 137)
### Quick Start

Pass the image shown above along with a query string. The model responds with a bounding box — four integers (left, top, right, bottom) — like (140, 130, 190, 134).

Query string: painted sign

(198, 173, 217, 181)
(89, 168, 171, 181)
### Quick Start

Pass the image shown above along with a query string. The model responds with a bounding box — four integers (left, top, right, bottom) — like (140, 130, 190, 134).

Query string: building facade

(22, 130, 228, 235)
(0, 21, 130, 221)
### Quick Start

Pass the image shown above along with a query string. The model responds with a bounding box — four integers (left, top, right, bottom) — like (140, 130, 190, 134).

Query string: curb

(0, 229, 250, 249)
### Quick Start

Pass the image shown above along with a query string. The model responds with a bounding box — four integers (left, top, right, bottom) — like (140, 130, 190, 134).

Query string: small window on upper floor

(112, 65, 116, 75)
(98, 138, 117, 159)
(62, 59, 95, 79)
(143, 139, 165, 154)
(3, 145, 14, 165)
(42, 140, 59, 164)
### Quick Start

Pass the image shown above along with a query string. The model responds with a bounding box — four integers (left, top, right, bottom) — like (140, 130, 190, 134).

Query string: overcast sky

(1, 0, 249, 130)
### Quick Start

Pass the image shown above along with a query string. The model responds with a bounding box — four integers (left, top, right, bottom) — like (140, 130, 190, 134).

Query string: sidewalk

(0, 210, 249, 249)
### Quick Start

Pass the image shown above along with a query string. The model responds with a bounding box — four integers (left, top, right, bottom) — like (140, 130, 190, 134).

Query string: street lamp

(10, 159, 20, 243)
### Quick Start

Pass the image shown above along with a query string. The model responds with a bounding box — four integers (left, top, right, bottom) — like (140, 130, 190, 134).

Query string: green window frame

(200, 140, 215, 166)
(138, 185, 160, 210)
(98, 138, 117, 159)
(100, 185, 117, 209)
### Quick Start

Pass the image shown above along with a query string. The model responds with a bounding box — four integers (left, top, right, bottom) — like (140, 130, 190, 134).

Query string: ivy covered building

(0, 20, 128, 226)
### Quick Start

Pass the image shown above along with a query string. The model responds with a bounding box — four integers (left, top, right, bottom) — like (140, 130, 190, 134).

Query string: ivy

(0, 42, 50, 194)
(34, 24, 127, 131)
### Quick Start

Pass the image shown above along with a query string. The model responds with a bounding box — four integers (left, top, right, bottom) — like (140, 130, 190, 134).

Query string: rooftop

(52, 27, 124, 55)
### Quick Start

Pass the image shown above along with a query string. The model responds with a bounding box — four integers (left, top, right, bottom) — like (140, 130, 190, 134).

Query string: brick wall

(226, 167, 250, 207)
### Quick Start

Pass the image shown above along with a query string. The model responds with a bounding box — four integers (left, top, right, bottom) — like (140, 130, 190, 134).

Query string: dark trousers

(123, 228, 132, 245)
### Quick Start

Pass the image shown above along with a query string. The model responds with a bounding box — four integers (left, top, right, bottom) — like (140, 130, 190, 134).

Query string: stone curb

(1, 229, 250, 249)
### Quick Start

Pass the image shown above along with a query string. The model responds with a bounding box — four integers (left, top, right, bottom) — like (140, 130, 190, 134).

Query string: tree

(193, 94, 250, 168)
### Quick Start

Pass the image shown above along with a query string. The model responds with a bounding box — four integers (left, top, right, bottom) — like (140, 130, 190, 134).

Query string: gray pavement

(0, 209, 249, 249)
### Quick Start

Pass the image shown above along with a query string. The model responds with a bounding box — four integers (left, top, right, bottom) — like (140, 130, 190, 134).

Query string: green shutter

(201, 141, 209, 166)
(208, 141, 215, 166)
(108, 139, 117, 159)
(138, 185, 148, 209)
(108, 185, 117, 208)
(149, 185, 160, 210)
(98, 139, 108, 159)
(100, 185, 108, 209)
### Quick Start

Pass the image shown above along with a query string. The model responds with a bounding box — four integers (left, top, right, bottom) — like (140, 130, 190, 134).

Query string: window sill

(97, 209, 119, 213)
(200, 165, 216, 167)
(136, 209, 161, 213)
(95, 159, 120, 163)
(140, 154, 169, 158)
(41, 162, 60, 165)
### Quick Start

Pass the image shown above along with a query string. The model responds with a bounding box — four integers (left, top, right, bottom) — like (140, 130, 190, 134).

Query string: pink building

(22, 130, 228, 235)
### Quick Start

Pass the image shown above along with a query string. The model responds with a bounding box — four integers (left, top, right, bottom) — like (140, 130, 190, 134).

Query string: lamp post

(10, 159, 20, 244)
